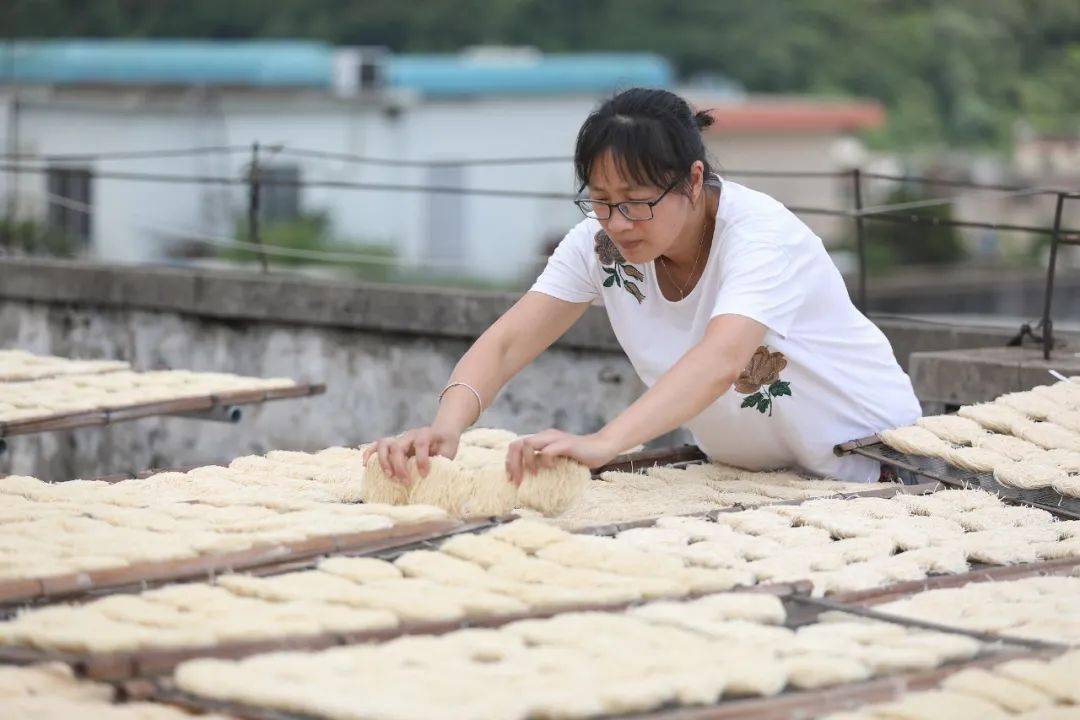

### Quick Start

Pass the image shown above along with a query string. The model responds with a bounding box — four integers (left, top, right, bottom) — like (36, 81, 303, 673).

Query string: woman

(365, 88, 921, 485)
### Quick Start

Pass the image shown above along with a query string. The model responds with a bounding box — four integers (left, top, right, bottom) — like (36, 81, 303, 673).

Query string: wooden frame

(0, 382, 326, 439)
(0, 582, 807, 682)
(595, 445, 709, 475)
(0, 517, 476, 610)
(139, 641, 1056, 720)
(835, 435, 1080, 520)
(830, 557, 1080, 607)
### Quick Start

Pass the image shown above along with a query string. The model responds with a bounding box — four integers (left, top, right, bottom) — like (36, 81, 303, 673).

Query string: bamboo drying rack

(0, 582, 808, 682)
(138, 624, 1059, 720)
(835, 434, 1080, 520)
(0, 382, 326, 440)
(0, 516, 480, 610)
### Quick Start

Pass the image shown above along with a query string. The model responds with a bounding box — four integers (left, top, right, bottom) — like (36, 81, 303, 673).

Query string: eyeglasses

(574, 180, 679, 221)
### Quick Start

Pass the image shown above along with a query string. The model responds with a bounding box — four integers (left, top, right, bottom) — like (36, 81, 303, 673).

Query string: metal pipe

(248, 141, 268, 272)
(859, 209, 1080, 237)
(1, 160, 1078, 233)
(1042, 192, 1066, 360)
(852, 168, 867, 311)
(168, 405, 242, 424)
(789, 595, 1066, 651)
(4, 14, 19, 249)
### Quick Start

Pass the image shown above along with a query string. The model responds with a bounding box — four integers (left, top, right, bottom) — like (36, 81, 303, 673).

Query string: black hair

(574, 87, 714, 195)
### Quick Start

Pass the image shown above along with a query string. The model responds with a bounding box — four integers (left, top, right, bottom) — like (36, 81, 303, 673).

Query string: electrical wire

(31, 189, 549, 270)
(0, 145, 256, 163)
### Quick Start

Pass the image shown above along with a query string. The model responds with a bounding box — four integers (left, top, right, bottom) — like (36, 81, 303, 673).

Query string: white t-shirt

(530, 177, 921, 482)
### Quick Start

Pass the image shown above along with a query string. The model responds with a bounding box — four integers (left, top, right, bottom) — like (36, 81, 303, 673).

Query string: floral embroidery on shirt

(736, 346, 792, 416)
(595, 230, 645, 303)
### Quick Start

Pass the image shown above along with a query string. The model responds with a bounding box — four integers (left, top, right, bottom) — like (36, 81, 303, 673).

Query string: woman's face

(587, 151, 703, 265)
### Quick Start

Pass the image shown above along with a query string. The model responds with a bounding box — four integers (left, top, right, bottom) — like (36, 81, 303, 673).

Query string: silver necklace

(659, 215, 710, 300)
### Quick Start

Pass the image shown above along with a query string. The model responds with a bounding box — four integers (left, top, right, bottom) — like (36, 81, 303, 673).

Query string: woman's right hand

(362, 426, 461, 484)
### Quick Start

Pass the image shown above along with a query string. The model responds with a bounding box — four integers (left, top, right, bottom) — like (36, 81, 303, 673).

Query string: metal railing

(2, 144, 1077, 356)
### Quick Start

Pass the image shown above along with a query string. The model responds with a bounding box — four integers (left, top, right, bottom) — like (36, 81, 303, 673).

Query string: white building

(0, 40, 677, 283)
(692, 95, 885, 242)
(1, 40, 886, 284)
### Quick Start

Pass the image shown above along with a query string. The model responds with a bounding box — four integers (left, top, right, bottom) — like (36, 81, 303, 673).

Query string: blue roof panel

(387, 53, 673, 96)
(7, 40, 333, 87)
(4, 41, 673, 94)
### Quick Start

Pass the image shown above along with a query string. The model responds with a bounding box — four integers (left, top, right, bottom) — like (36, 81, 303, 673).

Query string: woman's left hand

(505, 429, 621, 485)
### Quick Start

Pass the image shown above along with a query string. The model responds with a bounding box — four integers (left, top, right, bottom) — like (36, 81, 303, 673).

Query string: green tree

(9, 0, 1080, 150)
(218, 211, 397, 282)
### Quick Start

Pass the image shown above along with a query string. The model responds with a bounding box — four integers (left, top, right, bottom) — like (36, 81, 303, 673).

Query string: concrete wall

(2, 257, 1076, 481)
(0, 258, 643, 481)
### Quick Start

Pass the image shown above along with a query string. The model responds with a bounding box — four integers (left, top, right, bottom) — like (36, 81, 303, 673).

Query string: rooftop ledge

(1, 256, 1077, 362)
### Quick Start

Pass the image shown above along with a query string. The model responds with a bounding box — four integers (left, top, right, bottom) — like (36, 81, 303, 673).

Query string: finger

(542, 437, 575, 461)
(362, 443, 375, 463)
(521, 437, 541, 478)
(526, 429, 563, 448)
(537, 445, 560, 469)
(414, 431, 432, 478)
(524, 431, 565, 471)
(505, 440, 523, 486)
(429, 436, 445, 459)
(388, 436, 412, 483)
(376, 440, 392, 478)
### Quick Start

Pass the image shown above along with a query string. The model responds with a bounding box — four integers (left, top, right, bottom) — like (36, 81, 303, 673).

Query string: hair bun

(574, 89, 715, 189)
(693, 109, 715, 130)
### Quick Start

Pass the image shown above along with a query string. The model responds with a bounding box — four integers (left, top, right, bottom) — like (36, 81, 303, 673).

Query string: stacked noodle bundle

(9, 488, 1073, 657)
(878, 381, 1080, 498)
(821, 648, 1080, 719)
(0, 349, 129, 382)
(0, 662, 114, 702)
(0, 445, 444, 584)
(598, 490, 1080, 595)
(174, 593, 982, 720)
(869, 575, 1080, 646)
(0, 519, 750, 655)
(0, 368, 297, 423)
(547, 463, 882, 529)
(0, 662, 231, 719)
(363, 428, 590, 517)
(369, 429, 886, 522)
